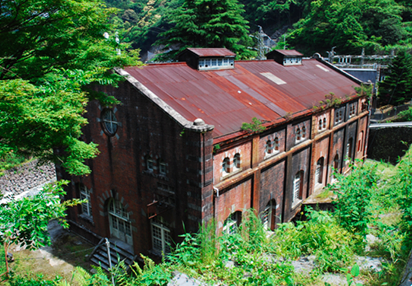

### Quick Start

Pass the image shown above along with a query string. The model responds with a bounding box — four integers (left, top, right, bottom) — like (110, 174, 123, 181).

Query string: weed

(241, 117, 266, 133)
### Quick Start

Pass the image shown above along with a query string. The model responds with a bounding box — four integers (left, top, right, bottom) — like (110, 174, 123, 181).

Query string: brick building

(58, 48, 370, 264)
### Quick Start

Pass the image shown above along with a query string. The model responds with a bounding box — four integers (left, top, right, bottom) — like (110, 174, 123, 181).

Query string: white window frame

(151, 221, 171, 255)
(102, 109, 118, 136)
(233, 153, 241, 170)
(80, 185, 92, 217)
(335, 108, 344, 124)
(109, 199, 132, 244)
(199, 57, 234, 70)
(222, 157, 231, 174)
(296, 127, 301, 142)
(147, 157, 154, 171)
(292, 172, 303, 207)
(223, 212, 241, 235)
(266, 139, 273, 154)
(159, 162, 167, 175)
(261, 201, 276, 231)
(274, 137, 279, 151)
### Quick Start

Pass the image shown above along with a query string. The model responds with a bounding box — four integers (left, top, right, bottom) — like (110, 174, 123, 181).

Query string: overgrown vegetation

(90, 145, 412, 286)
(4, 147, 412, 285)
(396, 106, 412, 121)
(0, 152, 31, 174)
(241, 117, 266, 133)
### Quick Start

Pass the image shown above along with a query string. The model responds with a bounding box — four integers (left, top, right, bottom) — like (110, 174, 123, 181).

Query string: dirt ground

(7, 220, 95, 284)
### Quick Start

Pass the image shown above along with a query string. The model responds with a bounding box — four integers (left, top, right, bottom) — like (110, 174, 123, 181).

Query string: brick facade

(57, 49, 370, 259)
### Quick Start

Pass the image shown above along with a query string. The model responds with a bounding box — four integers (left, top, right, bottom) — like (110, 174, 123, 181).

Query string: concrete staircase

(90, 238, 136, 271)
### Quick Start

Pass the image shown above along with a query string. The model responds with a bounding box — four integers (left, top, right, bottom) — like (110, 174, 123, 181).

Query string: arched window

(108, 199, 132, 245)
(101, 109, 118, 136)
(293, 171, 304, 205)
(318, 119, 322, 131)
(274, 137, 279, 151)
(316, 158, 324, 185)
(261, 200, 277, 231)
(302, 126, 306, 139)
(223, 211, 242, 234)
(223, 157, 230, 173)
(266, 139, 273, 154)
(233, 153, 241, 169)
(296, 127, 301, 141)
(323, 118, 327, 129)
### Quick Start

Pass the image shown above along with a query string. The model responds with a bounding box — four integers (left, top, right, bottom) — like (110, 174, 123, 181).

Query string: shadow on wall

(367, 126, 412, 164)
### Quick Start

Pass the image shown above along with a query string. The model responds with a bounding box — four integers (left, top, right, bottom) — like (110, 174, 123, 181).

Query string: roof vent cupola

(177, 48, 236, 71)
(266, 50, 303, 66)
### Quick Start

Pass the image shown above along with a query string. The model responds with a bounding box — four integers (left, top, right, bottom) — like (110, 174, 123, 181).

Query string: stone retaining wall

(0, 160, 56, 194)
(367, 125, 412, 164)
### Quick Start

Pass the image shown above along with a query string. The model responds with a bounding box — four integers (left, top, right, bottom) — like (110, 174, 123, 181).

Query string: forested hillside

(106, 0, 412, 60)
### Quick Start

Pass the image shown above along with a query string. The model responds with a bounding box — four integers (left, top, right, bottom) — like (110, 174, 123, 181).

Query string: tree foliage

(155, 0, 255, 60)
(378, 50, 412, 105)
(0, 0, 142, 175)
(0, 181, 80, 249)
(288, 0, 411, 55)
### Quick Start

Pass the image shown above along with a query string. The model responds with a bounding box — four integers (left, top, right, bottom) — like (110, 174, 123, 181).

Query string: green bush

(0, 152, 30, 173)
(331, 161, 378, 239)
(272, 208, 355, 272)
(396, 106, 412, 121)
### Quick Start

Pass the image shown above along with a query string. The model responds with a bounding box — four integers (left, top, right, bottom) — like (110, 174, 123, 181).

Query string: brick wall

(259, 159, 286, 226)
(60, 80, 212, 256)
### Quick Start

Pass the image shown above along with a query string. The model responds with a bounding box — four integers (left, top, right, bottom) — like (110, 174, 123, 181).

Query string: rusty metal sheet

(187, 48, 236, 57)
(268, 50, 303, 56)
(124, 58, 360, 137)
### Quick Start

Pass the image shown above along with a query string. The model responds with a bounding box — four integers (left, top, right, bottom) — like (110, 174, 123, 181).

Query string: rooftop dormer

(266, 50, 303, 66)
(177, 48, 236, 71)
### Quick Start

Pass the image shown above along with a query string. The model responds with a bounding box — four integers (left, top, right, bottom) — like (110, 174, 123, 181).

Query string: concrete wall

(0, 159, 56, 194)
(368, 125, 412, 164)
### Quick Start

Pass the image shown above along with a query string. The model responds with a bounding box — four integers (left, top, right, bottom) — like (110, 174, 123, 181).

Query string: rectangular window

(80, 185, 92, 217)
(293, 172, 302, 206)
(152, 222, 171, 255)
(147, 159, 154, 171)
(159, 163, 167, 175)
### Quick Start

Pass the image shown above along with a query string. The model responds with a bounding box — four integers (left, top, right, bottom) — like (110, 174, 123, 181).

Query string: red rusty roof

(270, 50, 303, 56)
(186, 48, 236, 57)
(124, 59, 361, 138)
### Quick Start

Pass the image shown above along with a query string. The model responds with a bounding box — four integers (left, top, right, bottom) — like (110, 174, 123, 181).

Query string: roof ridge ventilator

(177, 48, 236, 71)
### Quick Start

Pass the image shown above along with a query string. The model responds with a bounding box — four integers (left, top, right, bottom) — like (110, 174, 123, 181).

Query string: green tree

(378, 50, 412, 105)
(155, 0, 255, 60)
(0, 181, 82, 276)
(0, 0, 142, 175)
(288, 0, 409, 55)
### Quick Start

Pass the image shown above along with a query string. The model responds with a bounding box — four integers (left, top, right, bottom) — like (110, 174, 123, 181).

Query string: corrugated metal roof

(270, 50, 303, 56)
(187, 48, 236, 57)
(124, 58, 360, 138)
